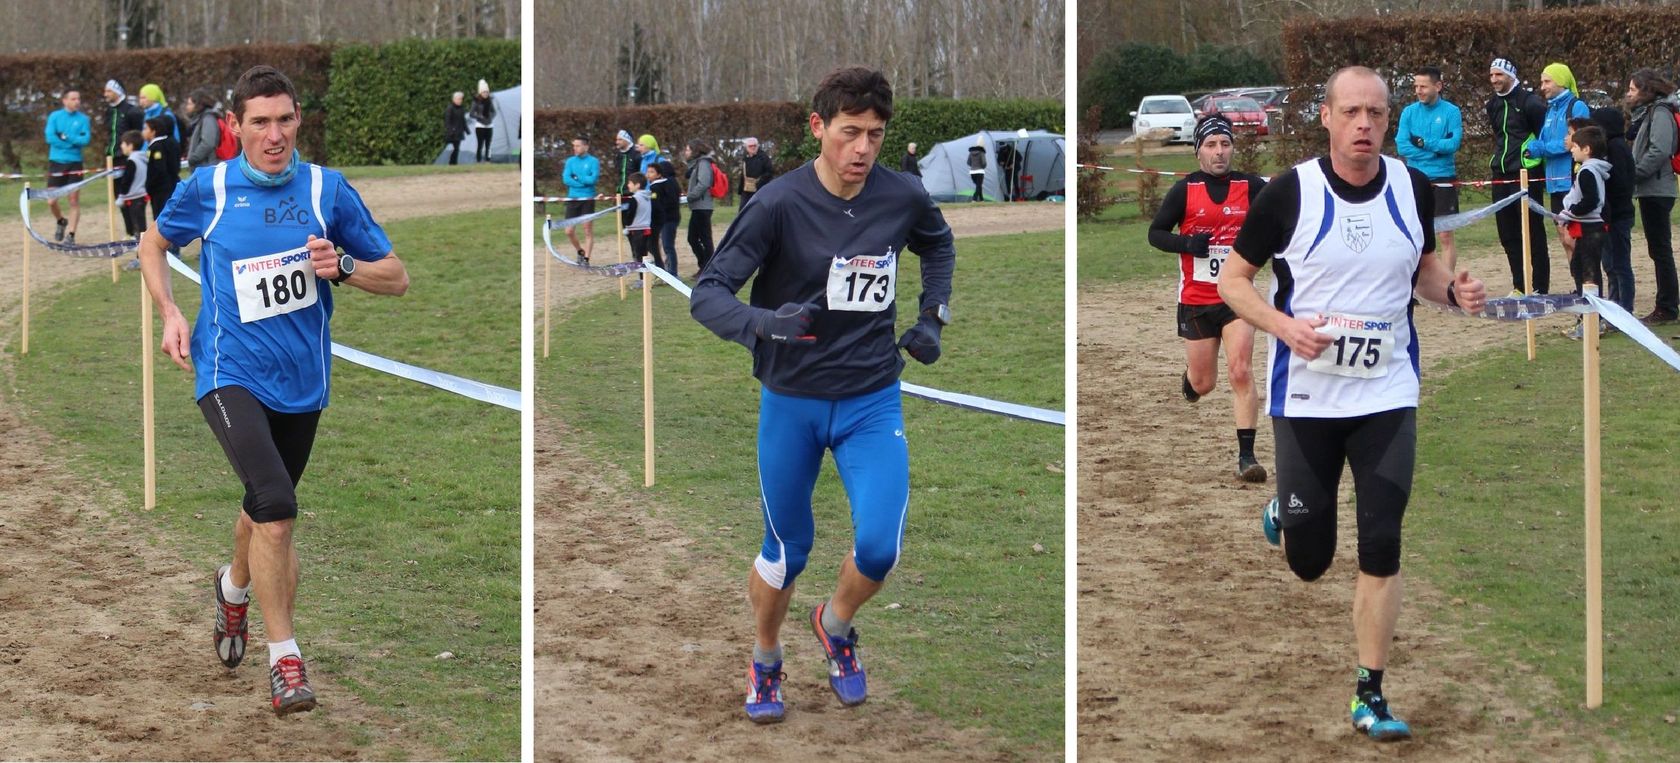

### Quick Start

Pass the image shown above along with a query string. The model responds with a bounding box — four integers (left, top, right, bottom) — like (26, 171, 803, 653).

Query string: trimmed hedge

(1277, 6, 1680, 173)
(326, 39, 519, 166)
(535, 98, 1064, 197)
(0, 44, 332, 171)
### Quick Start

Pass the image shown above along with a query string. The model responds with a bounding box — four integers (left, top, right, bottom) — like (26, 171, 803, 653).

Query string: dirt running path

(534, 201, 1064, 761)
(0, 169, 515, 761)
(1076, 241, 1661, 760)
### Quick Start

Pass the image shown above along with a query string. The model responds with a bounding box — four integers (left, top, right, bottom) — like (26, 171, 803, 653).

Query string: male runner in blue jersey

(690, 66, 955, 724)
(137, 65, 410, 716)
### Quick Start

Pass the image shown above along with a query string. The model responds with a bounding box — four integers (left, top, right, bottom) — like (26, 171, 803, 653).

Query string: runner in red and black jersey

(1146, 115, 1269, 482)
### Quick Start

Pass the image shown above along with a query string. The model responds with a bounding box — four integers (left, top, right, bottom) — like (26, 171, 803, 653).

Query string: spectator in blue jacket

(1396, 66, 1463, 271)
(1533, 63, 1592, 263)
(637, 134, 668, 175)
(562, 136, 602, 264)
(44, 89, 92, 243)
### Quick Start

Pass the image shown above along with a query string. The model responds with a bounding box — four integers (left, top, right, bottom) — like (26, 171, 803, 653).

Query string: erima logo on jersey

(1322, 314, 1393, 331)
(234, 250, 311, 274)
(834, 247, 896, 270)
(234, 195, 250, 208)
(1341, 214, 1373, 253)
(265, 196, 312, 226)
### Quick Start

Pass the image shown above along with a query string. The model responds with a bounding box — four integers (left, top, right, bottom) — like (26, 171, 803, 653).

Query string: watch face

(340, 254, 355, 275)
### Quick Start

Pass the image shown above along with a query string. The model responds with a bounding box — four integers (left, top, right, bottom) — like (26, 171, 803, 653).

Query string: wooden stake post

(543, 214, 552, 359)
(1521, 168, 1536, 360)
(141, 272, 156, 510)
(1582, 286, 1603, 709)
(107, 156, 118, 283)
(642, 250, 655, 487)
(616, 195, 627, 301)
(21, 183, 29, 355)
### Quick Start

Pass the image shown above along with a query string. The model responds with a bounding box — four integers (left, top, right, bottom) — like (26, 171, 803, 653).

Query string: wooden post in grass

(21, 182, 29, 355)
(141, 272, 156, 510)
(1521, 167, 1536, 360)
(616, 194, 627, 301)
(642, 253, 655, 487)
(1582, 285, 1603, 709)
(107, 156, 118, 283)
(543, 214, 551, 359)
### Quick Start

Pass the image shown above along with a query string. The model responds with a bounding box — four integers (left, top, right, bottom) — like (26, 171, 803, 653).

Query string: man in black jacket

(901, 142, 921, 176)
(613, 129, 642, 196)
(740, 137, 773, 206)
(444, 92, 468, 165)
(102, 79, 144, 159)
(1485, 58, 1551, 295)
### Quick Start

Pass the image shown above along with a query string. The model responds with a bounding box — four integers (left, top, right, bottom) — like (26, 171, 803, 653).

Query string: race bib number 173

(231, 246, 319, 324)
(826, 249, 898, 312)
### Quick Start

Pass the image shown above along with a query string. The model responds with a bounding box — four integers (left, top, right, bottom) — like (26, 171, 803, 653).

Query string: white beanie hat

(478, 79, 490, 94)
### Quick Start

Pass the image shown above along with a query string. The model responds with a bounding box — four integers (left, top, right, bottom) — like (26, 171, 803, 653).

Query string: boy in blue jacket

(44, 90, 92, 243)
(1396, 66, 1463, 271)
(562, 136, 602, 265)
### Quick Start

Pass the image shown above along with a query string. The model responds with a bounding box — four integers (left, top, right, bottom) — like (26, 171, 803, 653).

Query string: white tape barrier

(163, 253, 521, 411)
(545, 241, 1066, 426)
(18, 174, 142, 258)
(1436, 190, 1529, 232)
(1589, 293, 1680, 373)
(1435, 292, 1680, 374)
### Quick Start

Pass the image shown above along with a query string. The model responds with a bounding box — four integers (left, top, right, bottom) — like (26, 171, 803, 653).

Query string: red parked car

(1190, 95, 1270, 137)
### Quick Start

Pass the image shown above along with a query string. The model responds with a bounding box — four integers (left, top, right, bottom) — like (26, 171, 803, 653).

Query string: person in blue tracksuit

(43, 89, 92, 243)
(691, 66, 954, 725)
(1395, 66, 1463, 271)
(1533, 63, 1593, 264)
(137, 65, 410, 718)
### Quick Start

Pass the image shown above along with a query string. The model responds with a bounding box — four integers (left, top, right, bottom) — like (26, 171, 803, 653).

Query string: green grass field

(1411, 335, 1680, 760)
(13, 206, 520, 761)
(540, 229, 1065, 754)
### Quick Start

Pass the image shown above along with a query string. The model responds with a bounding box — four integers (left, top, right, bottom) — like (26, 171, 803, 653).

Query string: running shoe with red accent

(213, 564, 248, 668)
(269, 655, 318, 715)
(744, 660, 785, 723)
(810, 602, 867, 706)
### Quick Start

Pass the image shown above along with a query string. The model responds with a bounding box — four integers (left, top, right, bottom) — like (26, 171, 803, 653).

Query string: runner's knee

(1282, 514, 1335, 582)
(852, 539, 900, 582)
(243, 482, 298, 523)
(756, 537, 813, 590)
(1356, 518, 1403, 577)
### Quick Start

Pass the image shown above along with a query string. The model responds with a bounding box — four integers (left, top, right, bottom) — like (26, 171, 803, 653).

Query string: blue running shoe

(810, 603, 867, 706)
(1350, 692, 1412, 741)
(1262, 496, 1282, 547)
(744, 660, 785, 724)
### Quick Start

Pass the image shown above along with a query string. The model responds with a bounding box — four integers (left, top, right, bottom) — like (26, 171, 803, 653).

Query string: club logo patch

(1341, 214, 1373, 253)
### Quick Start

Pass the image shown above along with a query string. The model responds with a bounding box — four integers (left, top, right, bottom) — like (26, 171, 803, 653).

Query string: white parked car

(1130, 95, 1197, 143)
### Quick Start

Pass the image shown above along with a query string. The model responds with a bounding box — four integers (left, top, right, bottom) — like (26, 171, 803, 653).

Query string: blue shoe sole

(745, 705, 785, 724)
(1261, 497, 1281, 547)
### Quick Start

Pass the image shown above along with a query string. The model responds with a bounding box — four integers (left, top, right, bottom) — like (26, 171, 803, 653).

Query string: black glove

(1410, 135, 1424, 148)
(898, 315, 943, 364)
(1186, 232, 1212, 258)
(755, 302, 822, 345)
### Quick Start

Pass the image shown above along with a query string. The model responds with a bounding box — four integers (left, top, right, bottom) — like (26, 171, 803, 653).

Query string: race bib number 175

(826, 249, 898, 312)
(231, 246, 318, 324)
(1305, 312, 1396, 379)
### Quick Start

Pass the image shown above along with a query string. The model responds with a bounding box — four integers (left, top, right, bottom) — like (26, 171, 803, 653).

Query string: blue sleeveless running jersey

(156, 162, 392, 413)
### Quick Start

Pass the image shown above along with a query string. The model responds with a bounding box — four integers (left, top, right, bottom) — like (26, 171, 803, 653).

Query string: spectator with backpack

(1626, 68, 1679, 324)
(685, 139, 720, 274)
(185, 88, 237, 170)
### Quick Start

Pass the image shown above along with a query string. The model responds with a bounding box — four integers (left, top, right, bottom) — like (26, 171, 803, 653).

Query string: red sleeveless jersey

(1176, 178, 1251, 305)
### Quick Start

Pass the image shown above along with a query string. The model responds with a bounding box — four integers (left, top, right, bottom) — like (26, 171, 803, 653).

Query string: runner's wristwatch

(332, 254, 355, 285)
(923, 303, 951, 326)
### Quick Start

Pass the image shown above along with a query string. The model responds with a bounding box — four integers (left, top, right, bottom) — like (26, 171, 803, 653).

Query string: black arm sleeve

(1146, 180, 1193, 253)
(690, 201, 776, 350)
(1233, 170, 1301, 266)
(1408, 167, 1437, 255)
(908, 193, 956, 312)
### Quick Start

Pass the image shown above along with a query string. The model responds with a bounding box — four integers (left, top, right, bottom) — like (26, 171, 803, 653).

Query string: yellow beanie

(1542, 63, 1578, 97)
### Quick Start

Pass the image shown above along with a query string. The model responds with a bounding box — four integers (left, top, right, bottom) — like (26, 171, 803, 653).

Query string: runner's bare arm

(1219, 251, 1331, 360)
(137, 227, 192, 372)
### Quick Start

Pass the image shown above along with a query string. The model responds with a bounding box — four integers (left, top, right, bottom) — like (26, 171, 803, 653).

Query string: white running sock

(268, 638, 301, 667)
(220, 569, 251, 604)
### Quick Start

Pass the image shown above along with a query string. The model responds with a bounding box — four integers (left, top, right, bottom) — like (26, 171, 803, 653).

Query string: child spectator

(622, 172, 654, 282)
(1558, 123, 1611, 337)
(114, 129, 149, 240)
(647, 161, 682, 277)
(143, 116, 181, 222)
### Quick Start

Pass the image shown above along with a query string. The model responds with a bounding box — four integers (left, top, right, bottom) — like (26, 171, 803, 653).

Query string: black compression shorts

(198, 386, 321, 524)
(1177, 302, 1239, 341)
(1272, 407, 1416, 579)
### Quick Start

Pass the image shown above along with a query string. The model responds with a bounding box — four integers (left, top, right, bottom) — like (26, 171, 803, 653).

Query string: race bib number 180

(231, 246, 318, 324)
(826, 249, 898, 312)
(1305, 312, 1396, 379)
(1192, 244, 1230, 284)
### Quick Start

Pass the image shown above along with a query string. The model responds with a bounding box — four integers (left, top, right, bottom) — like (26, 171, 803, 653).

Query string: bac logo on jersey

(264, 196, 312, 226)
(1341, 213, 1373, 253)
